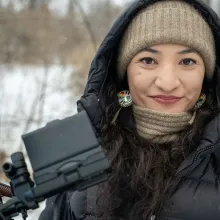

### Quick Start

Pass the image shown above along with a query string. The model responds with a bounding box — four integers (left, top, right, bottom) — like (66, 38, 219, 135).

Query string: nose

(154, 66, 180, 93)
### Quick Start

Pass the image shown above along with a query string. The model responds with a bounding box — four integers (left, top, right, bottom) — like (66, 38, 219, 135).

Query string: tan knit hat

(117, 0, 216, 81)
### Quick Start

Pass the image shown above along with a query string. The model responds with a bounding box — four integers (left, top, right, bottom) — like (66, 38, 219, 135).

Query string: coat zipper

(168, 142, 220, 197)
(153, 140, 220, 220)
(175, 141, 220, 179)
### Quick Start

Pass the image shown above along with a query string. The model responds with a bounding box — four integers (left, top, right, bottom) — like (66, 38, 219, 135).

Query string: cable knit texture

(133, 105, 193, 143)
(117, 0, 215, 81)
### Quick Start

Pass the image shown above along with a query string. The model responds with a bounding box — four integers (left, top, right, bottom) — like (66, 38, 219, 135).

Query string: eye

(180, 58, 196, 66)
(140, 57, 157, 65)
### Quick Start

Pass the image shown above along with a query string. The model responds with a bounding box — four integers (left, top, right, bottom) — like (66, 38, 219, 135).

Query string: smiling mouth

(150, 96, 182, 104)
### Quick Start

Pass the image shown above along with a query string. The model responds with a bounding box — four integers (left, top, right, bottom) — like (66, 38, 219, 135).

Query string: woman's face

(127, 44, 205, 113)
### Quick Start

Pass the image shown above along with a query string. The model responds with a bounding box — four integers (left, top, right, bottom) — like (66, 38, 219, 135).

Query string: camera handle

(0, 152, 39, 220)
(0, 149, 109, 220)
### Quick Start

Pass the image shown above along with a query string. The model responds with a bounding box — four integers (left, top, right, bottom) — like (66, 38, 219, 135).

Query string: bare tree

(0, 0, 126, 158)
(28, 0, 38, 10)
(68, 0, 75, 16)
(72, 0, 97, 51)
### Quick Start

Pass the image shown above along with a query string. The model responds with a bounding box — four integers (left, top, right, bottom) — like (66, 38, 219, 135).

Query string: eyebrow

(140, 48, 159, 54)
(140, 47, 199, 55)
(177, 48, 199, 55)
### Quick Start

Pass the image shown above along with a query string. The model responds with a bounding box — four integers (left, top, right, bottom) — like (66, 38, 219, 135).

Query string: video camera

(0, 111, 110, 220)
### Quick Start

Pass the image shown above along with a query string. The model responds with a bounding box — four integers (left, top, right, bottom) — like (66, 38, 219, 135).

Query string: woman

(39, 0, 220, 219)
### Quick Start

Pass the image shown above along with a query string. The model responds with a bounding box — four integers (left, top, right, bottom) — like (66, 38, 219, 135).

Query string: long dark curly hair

(95, 73, 220, 220)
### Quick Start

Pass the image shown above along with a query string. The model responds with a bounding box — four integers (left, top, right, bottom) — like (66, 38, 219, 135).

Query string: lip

(150, 95, 182, 104)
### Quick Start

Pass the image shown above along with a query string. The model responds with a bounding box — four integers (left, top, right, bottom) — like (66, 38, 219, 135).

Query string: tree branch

(72, 0, 97, 52)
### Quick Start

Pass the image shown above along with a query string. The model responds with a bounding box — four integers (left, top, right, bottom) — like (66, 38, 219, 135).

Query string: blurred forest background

(0, 0, 219, 188)
(0, 0, 219, 219)
(0, 0, 219, 179)
(0, 0, 132, 181)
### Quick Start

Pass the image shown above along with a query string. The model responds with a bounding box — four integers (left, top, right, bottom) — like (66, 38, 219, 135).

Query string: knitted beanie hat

(117, 0, 216, 82)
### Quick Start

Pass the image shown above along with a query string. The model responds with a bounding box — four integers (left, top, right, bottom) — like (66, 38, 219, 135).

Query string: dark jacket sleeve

(38, 186, 101, 220)
(38, 191, 76, 220)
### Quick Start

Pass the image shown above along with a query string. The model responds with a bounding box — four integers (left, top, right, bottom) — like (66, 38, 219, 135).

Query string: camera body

(1, 111, 110, 218)
(22, 110, 110, 200)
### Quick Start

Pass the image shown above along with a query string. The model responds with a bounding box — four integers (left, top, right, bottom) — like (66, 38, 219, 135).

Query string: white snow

(0, 64, 78, 154)
(0, 64, 79, 220)
(14, 201, 46, 220)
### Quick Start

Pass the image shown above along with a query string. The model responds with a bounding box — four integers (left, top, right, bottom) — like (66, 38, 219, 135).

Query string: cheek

(127, 75, 142, 99)
(128, 66, 146, 90)
(127, 66, 144, 102)
(184, 76, 204, 108)
(185, 75, 204, 95)
(127, 72, 152, 106)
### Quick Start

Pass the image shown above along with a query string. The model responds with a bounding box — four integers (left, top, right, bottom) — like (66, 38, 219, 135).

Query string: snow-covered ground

(0, 64, 79, 220)
(14, 202, 46, 220)
(0, 64, 78, 153)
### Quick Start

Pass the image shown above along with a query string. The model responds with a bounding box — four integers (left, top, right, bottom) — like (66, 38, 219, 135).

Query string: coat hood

(77, 0, 220, 135)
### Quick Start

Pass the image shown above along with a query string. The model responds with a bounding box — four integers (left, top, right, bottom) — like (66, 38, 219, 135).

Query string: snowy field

(0, 64, 78, 153)
(0, 64, 78, 219)
(14, 202, 46, 220)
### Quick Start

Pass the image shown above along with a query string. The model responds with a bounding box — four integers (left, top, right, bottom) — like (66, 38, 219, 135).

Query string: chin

(145, 100, 188, 113)
(146, 104, 186, 113)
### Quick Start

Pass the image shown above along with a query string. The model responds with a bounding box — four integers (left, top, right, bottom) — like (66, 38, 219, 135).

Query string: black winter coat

(39, 0, 220, 219)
